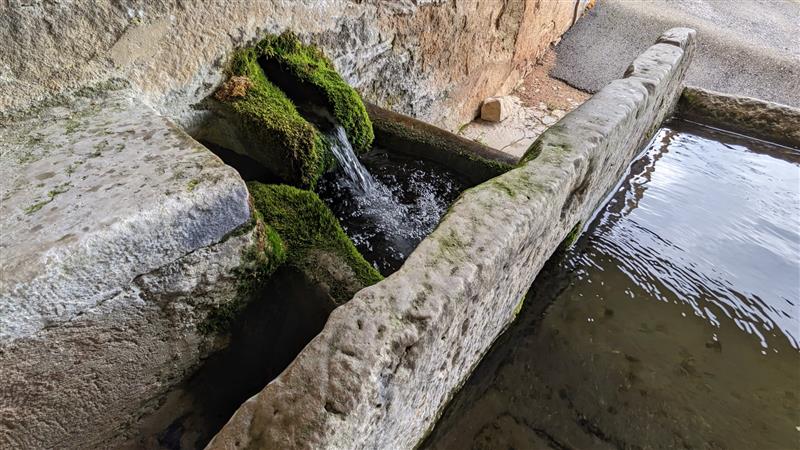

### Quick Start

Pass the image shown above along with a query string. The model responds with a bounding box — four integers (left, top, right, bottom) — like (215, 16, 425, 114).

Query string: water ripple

(572, 121, 800, 349)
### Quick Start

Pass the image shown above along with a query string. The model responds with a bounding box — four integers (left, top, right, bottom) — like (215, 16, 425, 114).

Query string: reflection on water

(423, 120, 800, 449)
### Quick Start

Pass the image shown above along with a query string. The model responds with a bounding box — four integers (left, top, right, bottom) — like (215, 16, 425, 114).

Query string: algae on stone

(199, 215, 287, 334)
(248, 182, 382, 304)
(255, 31, 374, 153)
(215, 50, 330, 189)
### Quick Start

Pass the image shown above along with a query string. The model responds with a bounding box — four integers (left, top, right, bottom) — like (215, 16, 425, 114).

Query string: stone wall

(206, 28, 696, 450)
(0, 0, 578, 131)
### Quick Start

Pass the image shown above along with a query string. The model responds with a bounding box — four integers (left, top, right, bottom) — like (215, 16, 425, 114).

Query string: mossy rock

(254, 31, 374, 153)
(248, 182, 382, 304)
(216, 50, 332, 189)
(199, 215, 287, 334)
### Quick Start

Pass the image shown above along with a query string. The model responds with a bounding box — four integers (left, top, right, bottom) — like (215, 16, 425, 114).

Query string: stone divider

(678, 86, 800, 149)
(366, 102, 517, 184)
(207, 28, 697, 450)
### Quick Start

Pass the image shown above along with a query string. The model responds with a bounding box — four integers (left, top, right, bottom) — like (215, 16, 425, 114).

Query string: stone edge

(677, 85, 800, 149)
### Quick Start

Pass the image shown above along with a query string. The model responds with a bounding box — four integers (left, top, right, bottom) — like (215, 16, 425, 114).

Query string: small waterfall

(322, 125, 463, 273)
(327, 125, 376, 193)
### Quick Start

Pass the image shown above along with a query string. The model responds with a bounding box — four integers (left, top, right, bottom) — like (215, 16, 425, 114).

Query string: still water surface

(424, 120, 800, 449)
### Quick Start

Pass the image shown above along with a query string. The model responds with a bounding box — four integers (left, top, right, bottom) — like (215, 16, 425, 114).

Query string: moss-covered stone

(255, 31, 374, 153)
(248, 182, 382, 304)
(216, 49, 331, 188)
(199, 215, 287, 334)
(557, 221, 582, 253)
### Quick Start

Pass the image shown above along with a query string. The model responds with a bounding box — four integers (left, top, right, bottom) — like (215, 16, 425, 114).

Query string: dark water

(424, 120, 800, 449)
(318, 145, 468, 274)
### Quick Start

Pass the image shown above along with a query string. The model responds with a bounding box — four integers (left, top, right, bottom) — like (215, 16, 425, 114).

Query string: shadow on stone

(128, 266, 336, 450)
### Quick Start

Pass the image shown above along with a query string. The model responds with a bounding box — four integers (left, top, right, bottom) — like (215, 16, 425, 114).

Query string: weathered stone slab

(206, 28, 696, 450)
(0, 88, 254, 448)
(678, 86, 800, 149)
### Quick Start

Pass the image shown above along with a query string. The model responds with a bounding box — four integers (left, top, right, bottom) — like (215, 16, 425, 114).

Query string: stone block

(480, 96, 513, 122)
(0, 88, 254, 448)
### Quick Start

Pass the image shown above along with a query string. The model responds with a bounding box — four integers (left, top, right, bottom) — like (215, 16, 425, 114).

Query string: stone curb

(678, 86, 800, 149)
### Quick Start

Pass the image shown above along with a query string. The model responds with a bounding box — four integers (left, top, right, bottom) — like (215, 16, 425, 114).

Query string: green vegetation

(248, 182, 382, 302)
(255, 31, 374, 152)
(24, 183, 71, 214)
(219, 49, 330, 188)
(199, 180, 383, 334)
(512, 293, 526, 317)
(199, 216, 287, 334)
(215, 31, 375, 186)
(559, 221, 583, 252)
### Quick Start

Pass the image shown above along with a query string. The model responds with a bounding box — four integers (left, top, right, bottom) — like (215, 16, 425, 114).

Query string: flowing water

(318, 126, 467, 274)
(423, 120, 800, 449)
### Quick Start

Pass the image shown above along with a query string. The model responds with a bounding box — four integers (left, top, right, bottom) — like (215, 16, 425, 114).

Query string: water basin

(318, 144, 469, 275)
(423, 119, 800, 449)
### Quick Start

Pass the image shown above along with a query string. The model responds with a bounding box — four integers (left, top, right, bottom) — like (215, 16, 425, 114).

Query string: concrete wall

(207, 28, 697, 450)
(0, 0, 579, 131)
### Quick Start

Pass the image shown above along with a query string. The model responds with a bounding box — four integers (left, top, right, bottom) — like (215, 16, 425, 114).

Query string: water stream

(424, 120, 800, 449)
(318, 126, 467, 274)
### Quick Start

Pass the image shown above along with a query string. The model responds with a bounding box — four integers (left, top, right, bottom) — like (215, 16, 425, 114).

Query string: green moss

(520, 124, 573, 164)
(512, 294, 526, 317)
(24, 183, 70, 214)
(558, 221, 583, 252)
(199, 215, 287, 334)
(248, 182, 382, 302)
(223, 49, 330, 188)
(488, 179, 517, 198)
(64, 118, 81, 134)
(256, 31, 374, 152)
(186, 179, 200, 191)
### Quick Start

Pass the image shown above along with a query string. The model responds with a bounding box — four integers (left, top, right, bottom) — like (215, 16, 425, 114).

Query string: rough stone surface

(206, 28, 696, 450)
(678, 86, 800, 149)
(0, 89, 255, 448)
(480, 96, 513, 122)
(0, 0, 577, 131)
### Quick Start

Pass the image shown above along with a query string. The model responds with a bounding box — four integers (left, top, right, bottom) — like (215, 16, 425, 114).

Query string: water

(318, 126, 467, 274)
(326, 125, 377, 193)
(423, 120, 800, 449)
